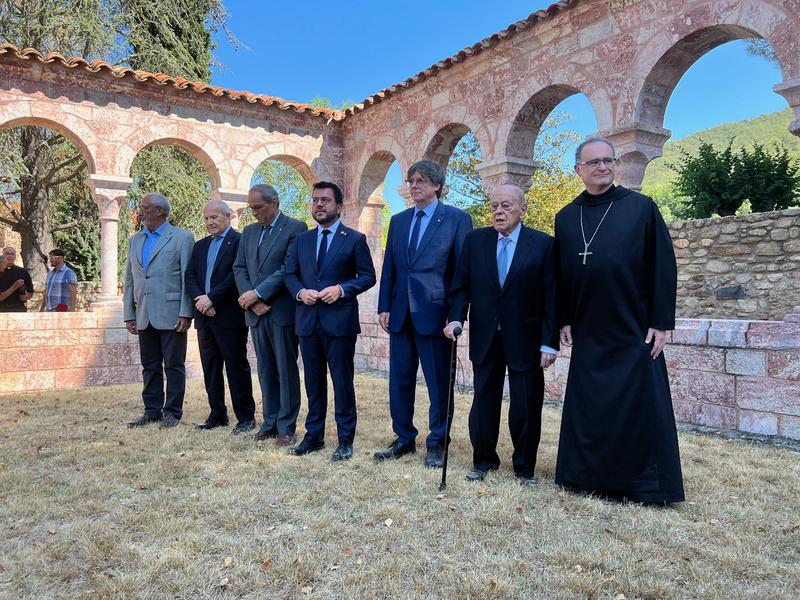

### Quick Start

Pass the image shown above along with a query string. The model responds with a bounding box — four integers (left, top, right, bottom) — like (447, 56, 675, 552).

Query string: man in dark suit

(233, 184, 307, 445)
(284, 181, 376, 460)
(375, 160, 472, 467)
(445, 184, 558, 485)
(185, 200, 256, 434)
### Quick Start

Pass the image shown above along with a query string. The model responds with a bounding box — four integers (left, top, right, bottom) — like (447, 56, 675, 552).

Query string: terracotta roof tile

(343, 0, 575, 115)
(0, 1, 575, 121)
(0, 43, 344, 121)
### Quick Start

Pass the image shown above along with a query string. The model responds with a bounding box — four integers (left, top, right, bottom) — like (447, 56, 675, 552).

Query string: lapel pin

(340, 230, 347, 236)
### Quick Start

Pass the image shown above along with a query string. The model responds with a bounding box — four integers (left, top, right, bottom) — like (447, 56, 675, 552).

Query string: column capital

(85, 174, 133, 219)
(774, 80, 800, 136)
(599, 124, 672, 192)
(396, 184, 413, 208)
(476, 156, 541, 193)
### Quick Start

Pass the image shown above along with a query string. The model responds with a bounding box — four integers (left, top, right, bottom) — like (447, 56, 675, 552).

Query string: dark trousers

(197, 324, 255, 424)
(299, 320, 357, 444)
(470, 331, 544, 477)
(250, 314, 301, 436)
(138, 326, 188, 420)
(389, 312, 453, 449)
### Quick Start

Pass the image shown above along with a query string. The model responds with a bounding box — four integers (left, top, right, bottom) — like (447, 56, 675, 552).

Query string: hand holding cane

(439, 325, 462, 492)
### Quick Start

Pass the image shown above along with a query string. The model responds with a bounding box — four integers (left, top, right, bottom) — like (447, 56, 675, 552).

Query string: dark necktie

(407, 210, 425, 261)
(257, 225, 271, 263)
(317, 229, 331, 270)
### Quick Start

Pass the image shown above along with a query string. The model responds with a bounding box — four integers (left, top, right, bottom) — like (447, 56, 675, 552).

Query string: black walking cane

(439, 326, 462, 492)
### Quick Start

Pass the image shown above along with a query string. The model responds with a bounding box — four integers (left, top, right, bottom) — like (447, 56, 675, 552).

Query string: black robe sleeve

(645, 199, 677, 330)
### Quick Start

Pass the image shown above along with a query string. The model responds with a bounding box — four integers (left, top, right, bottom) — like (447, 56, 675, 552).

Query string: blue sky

(212, 1, 786, 212)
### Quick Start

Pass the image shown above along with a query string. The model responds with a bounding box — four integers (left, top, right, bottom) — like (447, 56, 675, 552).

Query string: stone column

(774, 80, 800, 137)
(212, 188, 249, 229)
(396, 183, 413, 208)
(85, 174, 133, 309)
(359, 184, 386, 272)
(476, 156, 540, 195)
(600, 124, 671, 191)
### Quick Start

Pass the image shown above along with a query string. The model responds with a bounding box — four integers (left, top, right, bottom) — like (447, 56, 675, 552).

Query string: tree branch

(42, 153, 84, 186)
(51, 220, 81, 233)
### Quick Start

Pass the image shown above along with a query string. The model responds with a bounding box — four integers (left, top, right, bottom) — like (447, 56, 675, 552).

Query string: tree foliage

(443, 112, 582, 235)
(668, 138, 800, 219)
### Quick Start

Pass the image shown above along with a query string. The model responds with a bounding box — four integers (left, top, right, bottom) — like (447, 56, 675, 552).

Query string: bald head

(491, 184, 527, 236)
(204, 199, 233, 236)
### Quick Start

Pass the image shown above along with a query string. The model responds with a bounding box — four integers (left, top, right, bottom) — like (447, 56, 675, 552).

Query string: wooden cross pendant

(579, 244, 592, 265)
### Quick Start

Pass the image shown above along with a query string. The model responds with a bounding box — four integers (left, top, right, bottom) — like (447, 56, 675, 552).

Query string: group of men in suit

(121, 160, 559, 482)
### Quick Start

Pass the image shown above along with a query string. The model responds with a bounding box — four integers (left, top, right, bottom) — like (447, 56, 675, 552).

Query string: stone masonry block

(778, 415, 800, 440)
(767, 351, 800, 380)
(708, 320, 749, 348)
(104, 327, 130, 344)
(737, 377, 800, 416)
(664, 345, 724, 372)
(672, 319, 710, 345)
(747, 322, 800, 350)
(700, 404, 739, 429)
(739, 409, 778, 436)
(725, 349, 767, 376)
(669, 369, 736, 407)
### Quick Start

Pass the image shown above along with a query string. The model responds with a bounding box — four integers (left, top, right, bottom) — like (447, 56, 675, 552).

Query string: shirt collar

(265, 211, 282, 229)
(414, 197, 438, 217)
(146, 221, 169, 236)
(497, 222, 522, 243)
(318, 219, 341, 235)
(215, 226, 232, 240)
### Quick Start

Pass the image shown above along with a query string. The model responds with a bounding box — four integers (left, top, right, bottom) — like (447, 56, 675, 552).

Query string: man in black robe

(554, 137, 684, 504)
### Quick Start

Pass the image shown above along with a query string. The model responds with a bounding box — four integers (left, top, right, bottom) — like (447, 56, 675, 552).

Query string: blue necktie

(407, 210, 425, 261)
(317, 229, 331, 270)
(205, 236, 222, 293)
(498, 237, 511, 287)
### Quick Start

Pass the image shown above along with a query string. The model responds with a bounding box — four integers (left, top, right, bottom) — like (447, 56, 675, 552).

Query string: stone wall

(670, 207, 800, 320)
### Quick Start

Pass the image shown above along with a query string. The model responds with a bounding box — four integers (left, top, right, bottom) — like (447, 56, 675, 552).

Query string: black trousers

(197, 324, 255, 424)
(469, 331, 544, 477)
(138, 326, 188, 420)
(299, 321, 357, 444)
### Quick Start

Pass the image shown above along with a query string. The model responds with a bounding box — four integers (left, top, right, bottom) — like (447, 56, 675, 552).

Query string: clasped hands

(298, 285, 342, 306)
(238, 290, 271, 316)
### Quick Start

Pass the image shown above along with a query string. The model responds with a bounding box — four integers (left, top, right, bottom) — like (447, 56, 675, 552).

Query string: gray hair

(408, 160, 446, 199)
(205, 199, 232, 216)
(249, 184, 280, 205)
(575, 137, 616, 163)
(142, 192, 170, 216)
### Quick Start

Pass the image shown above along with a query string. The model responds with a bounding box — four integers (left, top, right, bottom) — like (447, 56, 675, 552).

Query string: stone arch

(421, 122, 490, 173)
(262, 154, 318, 190)
(0, 116, 96, 174)
(634, 23, 791, 129)
(136, 137, 223, 191)
(357, 150, 398, 210)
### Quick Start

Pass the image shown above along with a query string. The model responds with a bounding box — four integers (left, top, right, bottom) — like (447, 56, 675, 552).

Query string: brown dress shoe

(275, 433, 297, 447)
(254, 429, 278, 442)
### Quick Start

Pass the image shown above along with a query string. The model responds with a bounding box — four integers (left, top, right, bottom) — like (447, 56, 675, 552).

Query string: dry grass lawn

(1, 373, 798, 599)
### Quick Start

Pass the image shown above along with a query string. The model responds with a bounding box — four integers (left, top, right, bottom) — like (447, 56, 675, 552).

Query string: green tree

(669, 139, 744, 218)
(737, 143, 800, 213)
(251, 160, 311, 222)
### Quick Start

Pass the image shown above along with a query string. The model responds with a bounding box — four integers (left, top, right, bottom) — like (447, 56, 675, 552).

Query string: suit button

(257, 272, 262, 278)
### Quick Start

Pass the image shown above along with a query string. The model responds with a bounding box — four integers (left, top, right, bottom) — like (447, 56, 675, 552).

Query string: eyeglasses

(406, 177, 432, 187)
(312, 197, 335, 206)
(576, 158, 617, 168)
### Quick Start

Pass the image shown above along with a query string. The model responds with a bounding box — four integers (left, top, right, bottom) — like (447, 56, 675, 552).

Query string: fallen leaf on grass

(261, 557, 272, 572)
(18, 410, 29, 416)
(47, 529, 56, 535)
(573, 565, 583, 573)
(518, 561, 528, 571)
(655, 551, 666, 561)
(329, 565, 339, 571)
(604, 527, 615, 535)
(301, 586, 313, 594)
(756, 525, 765, 532)
(118, 440, 124, 446)
(293, 556, 304, 565)
(615, 594, 626, 600)
(515, 506, 524, 514)
(489, 576, 497, 587)
(435, 494, 444, 500)
(343, 547, 352, 557)
(220, 577, 231, 589)
(179, 451, 186, 458)
(356, 557, 363, 565)
(708, 518, 719, 525)
(224, 556, 233, 567)
(384, 518, 393, 527)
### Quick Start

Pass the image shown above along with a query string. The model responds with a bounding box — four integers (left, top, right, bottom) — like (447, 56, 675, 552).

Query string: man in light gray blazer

(234, 184, 307, 445)
(124, 192, 195, 429)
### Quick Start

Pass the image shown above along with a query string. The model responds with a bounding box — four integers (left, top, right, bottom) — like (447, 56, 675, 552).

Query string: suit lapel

(502, 226, 534, 292)
(320, 224, 348, 275)
(146, 224, 174, 269)
(258, 213, 287, 270)
(482, 229, 501, 293)
(411, 202, 445, 264)
(211, 233, 234, 277)
(397, 208, 414, 268)
(132, 231, 146, 268)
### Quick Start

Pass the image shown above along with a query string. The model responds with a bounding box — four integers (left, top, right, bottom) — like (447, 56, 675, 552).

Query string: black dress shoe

(254, 429, 278, 441)
(517, 474, 539, 487)
(332, 441, 353, 461)
(159, 414, 180, 429)
(465, 468, 487, 482)
(373, 440, 416, 461)
(127, 415, 161, 428)
(424, 446, 444, 468)
(195, 419, 229, 430)
(289, 435, 324, 456)
(231, 420, 255, 435)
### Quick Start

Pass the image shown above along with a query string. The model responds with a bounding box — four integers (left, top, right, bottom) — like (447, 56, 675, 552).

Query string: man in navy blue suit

(284, 181, 376, 461)
(445, 185, 558, 486)
(185, 200, 256, 434)
(374, 160, 472, 467)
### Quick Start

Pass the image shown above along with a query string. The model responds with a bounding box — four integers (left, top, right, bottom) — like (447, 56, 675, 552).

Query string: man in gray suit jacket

(234, 184, 307, 445)
(124, 192, 195, 429)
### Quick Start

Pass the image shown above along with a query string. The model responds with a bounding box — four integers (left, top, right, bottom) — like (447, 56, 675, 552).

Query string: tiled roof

(343, 1, 575, 115)
(0, 1, 574, 121)
(0, 43, 343, 121)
